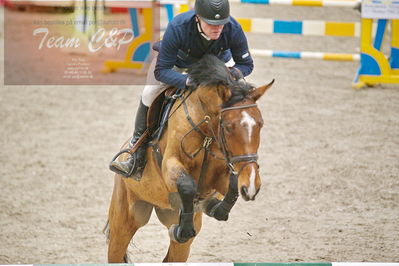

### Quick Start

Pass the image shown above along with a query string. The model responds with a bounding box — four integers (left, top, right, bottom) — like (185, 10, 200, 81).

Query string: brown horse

(106, 55, 274, 262)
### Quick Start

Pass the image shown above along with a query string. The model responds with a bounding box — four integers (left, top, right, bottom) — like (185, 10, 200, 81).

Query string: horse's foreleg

(204, 173, 239, 221)
(162, 157, 198, 243)
(107, 178, 136, 263)
(168, 171, 198, 243)
(163, 212, 203, 262)
(107, 176, 153, 263)
(108, 223, 137, 263)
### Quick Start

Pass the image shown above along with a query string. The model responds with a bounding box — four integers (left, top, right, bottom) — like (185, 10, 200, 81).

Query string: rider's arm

(154, 24, 188, 90)
(229, 18, 254, 77)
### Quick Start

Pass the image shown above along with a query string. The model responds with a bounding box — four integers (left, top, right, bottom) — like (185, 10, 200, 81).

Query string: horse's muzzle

(240, 185, 259, 201)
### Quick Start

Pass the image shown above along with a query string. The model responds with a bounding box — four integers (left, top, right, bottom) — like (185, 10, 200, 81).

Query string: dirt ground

(1, 3, 398, 264)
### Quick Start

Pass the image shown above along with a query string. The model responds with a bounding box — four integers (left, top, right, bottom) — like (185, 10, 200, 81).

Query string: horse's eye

(224, 123, 234, 133)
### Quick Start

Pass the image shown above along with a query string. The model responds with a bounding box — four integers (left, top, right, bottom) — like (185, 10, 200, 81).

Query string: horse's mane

(187, 54, 254, 107)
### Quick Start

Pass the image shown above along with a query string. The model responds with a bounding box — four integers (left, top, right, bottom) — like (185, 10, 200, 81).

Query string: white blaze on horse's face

(222, 106, 262, 201)
(240, 111, 256, 142)
(248, 164, 257, 199)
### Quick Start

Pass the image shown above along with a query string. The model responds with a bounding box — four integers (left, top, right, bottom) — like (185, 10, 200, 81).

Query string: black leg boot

(110, 100, 149, 178)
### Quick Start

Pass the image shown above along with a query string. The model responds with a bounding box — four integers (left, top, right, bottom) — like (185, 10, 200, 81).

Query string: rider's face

(198, 18, 224, 40)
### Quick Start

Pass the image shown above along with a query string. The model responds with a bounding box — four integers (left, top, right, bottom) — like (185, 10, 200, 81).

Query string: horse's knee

(176, 173, 197, 204)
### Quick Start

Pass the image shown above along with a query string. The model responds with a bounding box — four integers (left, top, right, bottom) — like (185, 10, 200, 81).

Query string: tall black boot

(111, 100, 149, 178)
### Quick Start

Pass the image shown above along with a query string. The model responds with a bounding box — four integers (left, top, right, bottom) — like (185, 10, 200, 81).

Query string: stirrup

(109, 149, 137, 178)
(110, 130, 149, 178)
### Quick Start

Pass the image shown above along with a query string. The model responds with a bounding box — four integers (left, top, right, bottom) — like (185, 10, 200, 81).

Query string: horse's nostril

(240, 186, 252, 201)
(241, 186, 248, 196)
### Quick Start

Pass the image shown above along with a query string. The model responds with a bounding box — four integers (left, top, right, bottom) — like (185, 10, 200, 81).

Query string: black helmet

(195, 0, 230, 25)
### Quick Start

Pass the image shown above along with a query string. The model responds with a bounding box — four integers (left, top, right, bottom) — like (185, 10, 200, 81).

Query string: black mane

(187, 54, 253, 107)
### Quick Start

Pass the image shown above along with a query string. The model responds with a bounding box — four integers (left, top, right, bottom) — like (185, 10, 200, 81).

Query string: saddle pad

(147, 86, 178, 131)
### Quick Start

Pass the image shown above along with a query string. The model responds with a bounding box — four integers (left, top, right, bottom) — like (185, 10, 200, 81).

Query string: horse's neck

(188, 86, 223, 117)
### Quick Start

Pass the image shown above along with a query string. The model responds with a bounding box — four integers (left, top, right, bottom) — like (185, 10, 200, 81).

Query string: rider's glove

(229, 67, 244, 81)
(185, 76, 195, 90)
(229, 67, 247, 87)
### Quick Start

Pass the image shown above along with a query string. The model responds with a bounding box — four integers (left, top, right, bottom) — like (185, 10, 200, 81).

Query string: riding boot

(111, 100, 149, 177)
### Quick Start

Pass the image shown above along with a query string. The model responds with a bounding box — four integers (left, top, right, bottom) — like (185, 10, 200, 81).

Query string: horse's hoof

(204, 197, 221, 217)
(168, 224, 189, 244)
(168, 224, 180, 243)
(211, 202, 229, 221)
(204, 199, 230, 221)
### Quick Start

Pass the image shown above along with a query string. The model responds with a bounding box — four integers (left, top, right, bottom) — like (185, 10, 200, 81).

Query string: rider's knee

(141, 85, 162, 107)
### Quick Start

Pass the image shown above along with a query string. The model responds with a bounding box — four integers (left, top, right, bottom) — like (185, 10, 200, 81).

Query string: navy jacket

(154, 10, 254, 89)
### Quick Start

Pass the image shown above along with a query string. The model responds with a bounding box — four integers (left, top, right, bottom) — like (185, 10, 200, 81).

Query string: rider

(110, 0, 254, 177)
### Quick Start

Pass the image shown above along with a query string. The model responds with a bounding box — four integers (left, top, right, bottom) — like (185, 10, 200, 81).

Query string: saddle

(147, 86, 179, 141)
(114, 87, 179, 165)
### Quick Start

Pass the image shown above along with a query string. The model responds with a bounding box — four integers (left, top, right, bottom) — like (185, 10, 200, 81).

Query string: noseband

(219, 103, 259, 176)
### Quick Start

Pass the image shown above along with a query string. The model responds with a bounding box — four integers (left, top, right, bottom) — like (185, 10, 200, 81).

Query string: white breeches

(141, 57, 162, 107)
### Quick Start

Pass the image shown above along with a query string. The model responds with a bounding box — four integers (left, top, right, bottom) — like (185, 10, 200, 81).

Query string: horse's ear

(248, 79, 275, 102)
(217, 84, 232, 102)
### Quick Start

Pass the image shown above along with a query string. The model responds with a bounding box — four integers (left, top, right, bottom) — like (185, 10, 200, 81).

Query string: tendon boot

(110, 101, 149, 178)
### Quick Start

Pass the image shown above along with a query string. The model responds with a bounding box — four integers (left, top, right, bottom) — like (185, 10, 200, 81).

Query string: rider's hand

(185, 76, 195, 90)
(229, 67, 244, 81)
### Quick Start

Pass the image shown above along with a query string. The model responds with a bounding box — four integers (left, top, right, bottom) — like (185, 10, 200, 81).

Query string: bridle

(181, 95, 260, 178)
(219, 103, 260, 176)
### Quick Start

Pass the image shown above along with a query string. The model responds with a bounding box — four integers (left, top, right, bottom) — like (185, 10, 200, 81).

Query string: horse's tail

(102, 219, 110, 243)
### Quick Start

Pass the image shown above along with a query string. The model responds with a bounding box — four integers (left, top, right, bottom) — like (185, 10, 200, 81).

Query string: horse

(105, 54, 274, 262)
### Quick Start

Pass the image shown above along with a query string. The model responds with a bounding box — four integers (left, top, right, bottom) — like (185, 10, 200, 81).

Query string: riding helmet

(194, 0, 230, 25)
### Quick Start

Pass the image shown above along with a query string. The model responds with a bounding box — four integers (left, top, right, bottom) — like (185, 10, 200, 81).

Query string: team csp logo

(4, 1, 159, 85)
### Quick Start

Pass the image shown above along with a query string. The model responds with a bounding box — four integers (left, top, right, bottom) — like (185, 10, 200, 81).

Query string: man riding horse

(110, 0, 254, 177)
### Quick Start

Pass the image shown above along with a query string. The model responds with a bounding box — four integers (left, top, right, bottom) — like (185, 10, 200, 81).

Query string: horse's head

(219, 80, 274, 201)
(187, 54, 274, 201)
